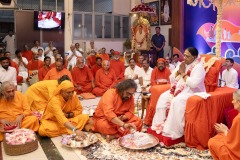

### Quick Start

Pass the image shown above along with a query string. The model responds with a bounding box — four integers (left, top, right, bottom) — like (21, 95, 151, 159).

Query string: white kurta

(12, 57, 28, 79)
(0, 66, 17, 85)
(167, 64, 176, 73)
(152, 58, 206, 139)
(44, 46, 56, 57)
(66, 50, 82, 69)
(138, 67, 153, 91)
(172, 61, 181, 68)
(221, 68, 239, 89)
(31, 46, 44, 60)
(2, 35, 16, 58)
(124, 65, 141, 92)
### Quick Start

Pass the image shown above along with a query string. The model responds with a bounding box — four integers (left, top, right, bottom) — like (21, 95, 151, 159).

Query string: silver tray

(118, 133, 159, 150)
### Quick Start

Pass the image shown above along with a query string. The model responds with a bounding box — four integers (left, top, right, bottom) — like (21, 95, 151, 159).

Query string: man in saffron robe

(91, 57, 102, 77)
(38, 56, 51, 81)
(110, 51, 125, 83)
(92, 79, 143, 140)
(25, 75, 71, 113)
(98, 47, 110, 61)
(208, 90, 240, 160)
(44, 54, 72, 81)
(50, 52, 68, 69)
(22, 44, 33, 62)
(72, 57, 95, 94)
(87, 50, 97, 68)
(92, 60, 117, 97)
(151, 58, 171, 86)
(0, 81, 39, 141)
(151, 47, 206, 141)
(38, 80, 89, 138)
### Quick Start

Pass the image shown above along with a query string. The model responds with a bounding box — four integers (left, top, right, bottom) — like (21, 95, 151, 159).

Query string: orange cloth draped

(92, 88, 143, 137)
(208, 113, 240, 160)
(91, 64, 102, 77)
(10, 60, 23, 83)
(43, 68, 73, 81)
(87, 55, 96, 68)
(0, 91, 39, 141)
(144, 84, 170, 126)
(136, 62, 143, 68)
(110, 59, 125, 82)
(39, 82, 89, 137)
(72, 66, 94, 94)
(92, 68, 116, 97)
(22, 50, 33, 62)
(38, 66, 50, 81)
(50, 60, 68, 69)
(27, 60, 44, 71)
(98, 54, 109, 61)
(25, 80, 59, 112)
(185, 87, 236, 150)
(150, 67, 171, 85)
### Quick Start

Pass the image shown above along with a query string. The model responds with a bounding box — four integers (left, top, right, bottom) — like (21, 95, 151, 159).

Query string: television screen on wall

(34, 11, 65, 30)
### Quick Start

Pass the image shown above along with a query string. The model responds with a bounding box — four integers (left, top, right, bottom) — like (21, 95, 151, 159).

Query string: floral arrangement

(5, 128, 36, 145)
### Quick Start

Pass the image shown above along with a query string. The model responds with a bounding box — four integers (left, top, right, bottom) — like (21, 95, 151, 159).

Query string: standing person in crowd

(151, 47, 205, 142)
(72, 57, 95, 94)
(208, 89, 240, 160)
(22, 44, 33, 61)
(44, 41, 56, 57)
(151, 27, 165, 67)
(2, 30, 16, 59)
(13, 49, 28, 80)
(221, 58, 239, 89)
(66, 44, 82, 71)
(92, 79, 143, 141)
(172, 54, 181, 68)
(38, 56, 51, 81)
(0, 81, 39, 141)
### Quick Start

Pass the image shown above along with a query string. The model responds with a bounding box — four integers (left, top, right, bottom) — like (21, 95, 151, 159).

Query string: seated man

(91, 57, 102, 77)
(138, 59, 153, 92)
(13, 49, 28, 80)
(0, 57, 17, 85)
(151, 47, 206, 141)
(92, 60, 117, 96)
(97, 47, 109, 61)
(38, 56, 51, 81)
(25, 75, 71, 113)
(165, 56, 175, 73)
(208, 89, 240, 160)
(38, 80, 89, 138)
(72, 57, 94, 94)
(124, 58, 141, 92)
(0, 81, 39, 141)
(92, 79, 143, 140)
(151, 58, 171, 86)
(136, 55, 144, 68)
(110, 51, 125, 83)
(221, 58, 239, 89)
(44, 54, 72, 81)
(87, 50, 97, 68)
(208, 90, 240, 160)
(66, 44, 82, 70)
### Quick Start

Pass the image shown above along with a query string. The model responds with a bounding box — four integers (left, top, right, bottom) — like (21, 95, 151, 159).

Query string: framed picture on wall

(148, 1, 159, 26)
(160, 0, 172, 25)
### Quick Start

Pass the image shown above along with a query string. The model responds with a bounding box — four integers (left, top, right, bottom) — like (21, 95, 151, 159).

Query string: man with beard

(0, 57, 17, 85)
(72, 57, 94, 94)
(44, 53, 72, 81)
(92, 60, 116, 96)
(0, 81, 39, 141)
(150, 58, 171, 86)
(151, 47, 206, 143)
(92, 79, 143, 140)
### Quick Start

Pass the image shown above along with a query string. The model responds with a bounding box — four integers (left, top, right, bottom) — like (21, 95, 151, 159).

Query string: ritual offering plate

(0, 125, 19, 133)
(156, 79, 168, 85)
(61, 132, 98, 148)
(118, 132, 159, 150)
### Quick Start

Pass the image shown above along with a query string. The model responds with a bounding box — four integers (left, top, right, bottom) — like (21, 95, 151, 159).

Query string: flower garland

(153, 57, 201, 134)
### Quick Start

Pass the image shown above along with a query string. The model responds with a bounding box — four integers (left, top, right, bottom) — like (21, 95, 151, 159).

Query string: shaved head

(102, 60, 110, 71)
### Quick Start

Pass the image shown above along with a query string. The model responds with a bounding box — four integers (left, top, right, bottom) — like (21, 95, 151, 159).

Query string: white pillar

(64, 0, 73, 53)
